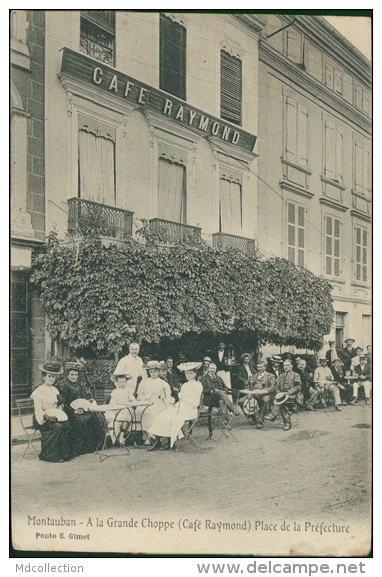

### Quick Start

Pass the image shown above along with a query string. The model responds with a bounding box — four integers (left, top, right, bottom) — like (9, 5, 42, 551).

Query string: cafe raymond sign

(60, 48, 257, 154)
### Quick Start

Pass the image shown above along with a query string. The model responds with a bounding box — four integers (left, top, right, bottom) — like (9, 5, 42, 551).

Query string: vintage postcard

(10, 10, 372, 557)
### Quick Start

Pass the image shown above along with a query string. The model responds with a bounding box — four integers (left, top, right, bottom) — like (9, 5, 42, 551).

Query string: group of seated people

(30, 338, 372, 461)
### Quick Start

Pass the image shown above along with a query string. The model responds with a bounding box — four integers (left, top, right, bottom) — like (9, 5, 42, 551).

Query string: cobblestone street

(11, 402, 371, 556)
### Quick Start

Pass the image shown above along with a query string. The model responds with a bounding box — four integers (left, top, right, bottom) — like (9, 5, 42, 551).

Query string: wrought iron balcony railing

(67, 197, 133, 239)
(148, 218, 202, 245)
(212, 232, 257, 255)
(79, 37, 114, 65)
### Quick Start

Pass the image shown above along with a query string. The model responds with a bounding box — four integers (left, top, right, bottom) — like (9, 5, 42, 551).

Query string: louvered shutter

(159, 14, 186, 100)
(220, 50, 242, 126)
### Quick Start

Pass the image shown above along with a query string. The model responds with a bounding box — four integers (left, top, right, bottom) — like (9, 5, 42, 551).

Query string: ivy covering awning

(31, 233, 334, 355)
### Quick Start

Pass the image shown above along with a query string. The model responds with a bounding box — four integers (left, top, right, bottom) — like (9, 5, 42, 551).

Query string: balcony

(148, 218, 202, 245)
(67, 197, 133, 240)
(212, 232, 257, 255)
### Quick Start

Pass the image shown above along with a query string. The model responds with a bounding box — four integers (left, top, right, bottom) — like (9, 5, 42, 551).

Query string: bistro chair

(15, 398, 41, 458)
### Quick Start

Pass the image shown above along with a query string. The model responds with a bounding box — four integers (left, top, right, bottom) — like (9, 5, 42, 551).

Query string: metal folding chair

(15, 399, 41, 458)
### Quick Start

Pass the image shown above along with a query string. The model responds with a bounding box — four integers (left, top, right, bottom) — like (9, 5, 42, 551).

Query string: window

(159, 14, 186, 100)
(285, 97, 308, 167)
(219, 169, 242, 235)
(220, 50, 242, 126)
(158, 148, 187, 223)
(354, 140, 371, 196)
(78, 115, 116, 205)
(287, 202, 305, 266)
(355, 226, 368, 283)
(285, 29, 303, 65)
(324, 121, 343, 184)
(325, 64, 342, 95)
(325, 216, 341, 277)
(353, 83, 371, 117)
(80, 10, 115, 66)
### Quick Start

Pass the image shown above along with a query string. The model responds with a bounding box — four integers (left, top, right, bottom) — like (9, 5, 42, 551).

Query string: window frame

(286, 200, 306, 267)
(354, 224, 369, 284)
(323, 120, 343, 185)
(324, 214, 341, 278)
(284, 96, 309, 169)
(80, 10, 115, 67)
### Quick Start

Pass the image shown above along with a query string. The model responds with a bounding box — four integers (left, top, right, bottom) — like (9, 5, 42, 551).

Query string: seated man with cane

(250, 360, 276, 429)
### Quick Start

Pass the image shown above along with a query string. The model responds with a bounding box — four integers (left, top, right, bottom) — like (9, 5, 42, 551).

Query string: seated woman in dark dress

(31, 361, 73, 463)
(57, 360, 105, 456)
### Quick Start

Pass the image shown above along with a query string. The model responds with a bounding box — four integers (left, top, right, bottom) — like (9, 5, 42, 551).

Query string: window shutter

(285, 97, 297, 162)
(220, 50, 242, 126)
(363, 147, 371, 196)
(286, 29, 302, 64)
(81, 10, 115, 34)
(334, 69, 342, 94)
(159, 14, 186, 100)
(325, 63, 334, 90)
(354, 85, 362, 110)
(355, 140, 363, 193)
(325, 122, 335, 179)
(335, 128, 343, 183)
(298, 105, 308, 166)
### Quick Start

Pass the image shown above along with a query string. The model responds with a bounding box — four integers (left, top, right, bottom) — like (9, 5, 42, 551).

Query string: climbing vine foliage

(30, 233, 334, 355)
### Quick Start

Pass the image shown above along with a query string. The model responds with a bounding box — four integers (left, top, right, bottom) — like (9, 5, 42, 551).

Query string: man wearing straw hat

(264, 359, 302, 431)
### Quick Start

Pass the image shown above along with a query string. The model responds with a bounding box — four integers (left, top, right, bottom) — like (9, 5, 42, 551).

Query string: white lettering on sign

(163, 99, 173, 115)
(212, 121, 219, 136)
(189, 110, 197, 126)
(175, 106, 184, 121)
(124, 81, 134, 96)
(138, 87, 147, 104)
(199, 115, 209, 131)
(93, 67, 103, 84)
(90, 64, 247, 147)
(109, 75, 118, 92)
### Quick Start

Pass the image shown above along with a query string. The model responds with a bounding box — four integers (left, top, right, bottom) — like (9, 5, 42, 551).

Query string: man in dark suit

(236, 353, 256, 390)
(351, 356, 372, 405)
(330, 358, 352, 405)
(340, 338, 357, 373)
(296, 358, 318, 411)
(211, 341, 229, 372)
(250, 360, 276, 428)
(201, 363, 240, 415)
(265, 359, 302, 430)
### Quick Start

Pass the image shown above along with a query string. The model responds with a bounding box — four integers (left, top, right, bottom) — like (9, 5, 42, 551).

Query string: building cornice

(261, 14, 371, 88)
(293, 15, 371, 89)
(279, 180, 314, 200)
(259, 42, 371, 136)
(233, 14, 267, 35)
(319, 197, 349, 213)
(350, 209, 372, 224)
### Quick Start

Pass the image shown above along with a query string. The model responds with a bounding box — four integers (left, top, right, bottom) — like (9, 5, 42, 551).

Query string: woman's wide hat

(65, 359, 84, 372)
(38, 361, 63, 375)
(110, 372, 132, 382)
(273, 392, 290, 406)
(177, 362, 202, 372)
(144, 361, 161, 371)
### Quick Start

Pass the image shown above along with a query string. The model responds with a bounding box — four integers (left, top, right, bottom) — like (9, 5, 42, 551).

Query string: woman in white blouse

(31, 361, 73, 462)
(147, 362, 203, 450)
(135, 361, 175, 436)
